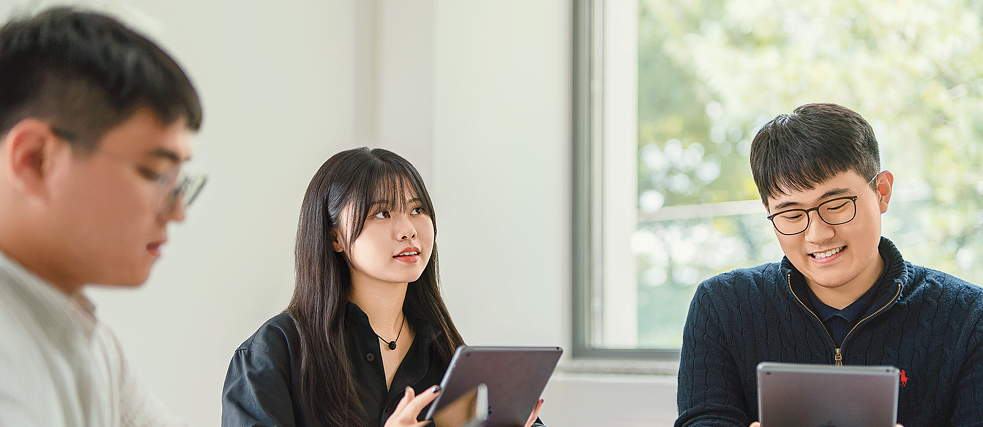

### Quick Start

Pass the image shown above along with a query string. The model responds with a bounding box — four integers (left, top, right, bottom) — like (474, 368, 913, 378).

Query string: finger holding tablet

(385, 386, 441, 427)
(523, 398, 544, 427)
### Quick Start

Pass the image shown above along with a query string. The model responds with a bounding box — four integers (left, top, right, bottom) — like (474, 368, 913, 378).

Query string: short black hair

(749, 103, 880, 206)
(0, 6, 202, 152)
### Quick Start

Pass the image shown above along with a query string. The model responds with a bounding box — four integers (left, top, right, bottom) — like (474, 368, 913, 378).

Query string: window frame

(572, 0, 983, 362)
(571, 0, 680, 361)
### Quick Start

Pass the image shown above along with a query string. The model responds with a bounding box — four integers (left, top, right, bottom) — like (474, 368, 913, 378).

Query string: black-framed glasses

(50, 125, 207, 216)
(766, 173, 879, 236)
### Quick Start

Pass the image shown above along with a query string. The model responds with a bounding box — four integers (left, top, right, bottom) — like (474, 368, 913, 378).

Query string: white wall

(431, 0, 571, 349)
(0, 0, 678, 425)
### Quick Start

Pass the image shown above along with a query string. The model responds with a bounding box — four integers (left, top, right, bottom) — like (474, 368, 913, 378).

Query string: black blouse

(221, 303, 446, 427)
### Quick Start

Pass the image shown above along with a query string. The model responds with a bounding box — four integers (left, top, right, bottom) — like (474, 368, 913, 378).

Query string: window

(574, 0, 983, 358)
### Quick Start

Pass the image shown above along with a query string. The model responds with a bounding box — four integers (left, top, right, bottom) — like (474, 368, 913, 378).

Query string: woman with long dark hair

(221, 148, 542, 427)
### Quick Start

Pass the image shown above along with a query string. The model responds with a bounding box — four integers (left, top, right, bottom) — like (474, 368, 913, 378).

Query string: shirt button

(366, 353, 375, 362)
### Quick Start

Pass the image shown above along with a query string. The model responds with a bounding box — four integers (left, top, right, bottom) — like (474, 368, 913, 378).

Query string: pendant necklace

(374, 314, 404, 350)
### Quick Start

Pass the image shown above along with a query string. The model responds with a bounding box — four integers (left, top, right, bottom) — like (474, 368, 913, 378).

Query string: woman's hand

(523, 398, 544, 427)
(384, 386, 440, 427)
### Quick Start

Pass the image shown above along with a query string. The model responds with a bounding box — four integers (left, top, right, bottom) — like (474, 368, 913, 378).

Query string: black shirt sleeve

(222, 315, 300, 427)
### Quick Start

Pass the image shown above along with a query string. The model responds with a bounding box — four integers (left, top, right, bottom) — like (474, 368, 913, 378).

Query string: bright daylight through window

(574, 0, 983, 358)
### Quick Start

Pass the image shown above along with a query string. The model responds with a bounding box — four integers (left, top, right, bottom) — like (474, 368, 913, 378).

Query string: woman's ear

(330, 229, 345, 253)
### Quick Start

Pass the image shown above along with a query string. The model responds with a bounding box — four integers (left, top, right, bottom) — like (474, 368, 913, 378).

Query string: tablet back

(756, 362, 899, 427)
(425, 346, 562, 427)
(431, 383, 489, 427)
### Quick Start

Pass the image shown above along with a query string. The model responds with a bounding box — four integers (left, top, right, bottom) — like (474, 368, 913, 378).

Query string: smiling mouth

(810, 246, 844, 259)
(394, 251, 420, 258)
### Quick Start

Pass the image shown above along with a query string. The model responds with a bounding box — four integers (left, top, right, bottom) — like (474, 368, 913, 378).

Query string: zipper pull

(835, 348, 843, 366)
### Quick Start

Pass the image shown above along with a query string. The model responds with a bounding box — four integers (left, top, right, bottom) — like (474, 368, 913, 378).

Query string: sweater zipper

(838, 283, 901, 351)
(787, 274, 839, 364)
(786, 274, 900, 366)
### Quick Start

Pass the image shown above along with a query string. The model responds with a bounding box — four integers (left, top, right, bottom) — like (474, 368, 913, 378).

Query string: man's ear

(875, 171, 895, 213)
(2, 119, 63, 199)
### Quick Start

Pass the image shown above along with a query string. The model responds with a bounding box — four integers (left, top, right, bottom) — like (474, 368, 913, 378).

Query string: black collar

(784, 237, 908, 316)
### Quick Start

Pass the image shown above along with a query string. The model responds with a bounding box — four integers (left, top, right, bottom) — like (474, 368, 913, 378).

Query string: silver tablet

(757, 362, 899, 427)
(424, 346, 562, 427)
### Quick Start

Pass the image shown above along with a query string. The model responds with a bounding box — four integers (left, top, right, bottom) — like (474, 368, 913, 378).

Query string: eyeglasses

(101, 151, 208, 216)
(50, 125, 207, 216)
(766, 173, 880, 236)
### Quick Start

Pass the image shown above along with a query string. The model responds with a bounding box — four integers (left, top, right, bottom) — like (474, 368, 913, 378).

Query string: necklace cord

(373, 314, 404, 350)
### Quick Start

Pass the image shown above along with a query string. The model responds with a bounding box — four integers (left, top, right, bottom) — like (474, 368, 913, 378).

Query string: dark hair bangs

(339, 149, 437, 247)
(751, 125, 855, 202)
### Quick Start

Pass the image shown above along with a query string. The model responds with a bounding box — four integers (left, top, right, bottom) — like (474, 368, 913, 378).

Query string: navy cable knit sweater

(676, 238, 983, 426)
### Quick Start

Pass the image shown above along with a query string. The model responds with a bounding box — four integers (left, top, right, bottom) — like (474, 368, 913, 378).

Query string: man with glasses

(675, 103, 983, 427)
(0, 7, 203, 426)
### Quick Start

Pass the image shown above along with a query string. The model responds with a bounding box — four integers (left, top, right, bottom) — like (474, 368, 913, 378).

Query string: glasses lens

(817, 197, 857, 225)
(769, 197, 858, 235)
(157, 173, 207, 215)
(180, 175, 207, 209)
(772, 211, 808, 235)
